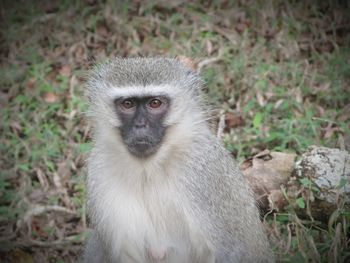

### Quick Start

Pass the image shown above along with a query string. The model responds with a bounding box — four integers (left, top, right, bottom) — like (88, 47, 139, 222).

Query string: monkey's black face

(114, 96, 170, 158)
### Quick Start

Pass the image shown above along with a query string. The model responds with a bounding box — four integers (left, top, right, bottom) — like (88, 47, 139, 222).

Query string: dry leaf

(206, 40, 213, 55)
(176, 55, 197, 71)
(26, 78, 36, 90)
(59, 65, 72, 77)
(268, 189, 287, 211)
(235, 22, 248, 33)
(225, 112, 245, 131)
(10, 121, 22, 132)
(97, 25, 109, 38)
(43, 92, 59, 103)
(256, 91, 266, 107)
(57, 161, 72, 183)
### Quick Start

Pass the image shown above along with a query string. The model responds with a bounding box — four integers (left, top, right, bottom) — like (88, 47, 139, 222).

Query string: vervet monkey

(84, 57, 274, 263)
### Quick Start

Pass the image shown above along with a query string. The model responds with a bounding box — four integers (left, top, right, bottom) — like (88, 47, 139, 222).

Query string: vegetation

(0, 0, 349, 262)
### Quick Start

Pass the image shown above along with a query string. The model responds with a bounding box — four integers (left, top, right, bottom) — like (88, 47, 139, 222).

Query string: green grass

(0, 0, 349, 262)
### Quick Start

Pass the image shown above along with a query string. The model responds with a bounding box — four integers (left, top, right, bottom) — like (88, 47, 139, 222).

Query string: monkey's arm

(182, 139, 274, 263)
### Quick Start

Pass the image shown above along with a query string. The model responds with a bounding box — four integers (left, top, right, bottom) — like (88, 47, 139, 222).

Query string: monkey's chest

(104, 186, 211, 263)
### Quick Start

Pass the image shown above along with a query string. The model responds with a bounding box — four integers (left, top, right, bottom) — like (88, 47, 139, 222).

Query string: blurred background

(1, 0, 349, 262)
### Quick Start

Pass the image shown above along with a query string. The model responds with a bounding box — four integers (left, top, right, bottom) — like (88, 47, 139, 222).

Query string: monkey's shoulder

(182, 138, 246, 186)
(178, 138, 256, 217)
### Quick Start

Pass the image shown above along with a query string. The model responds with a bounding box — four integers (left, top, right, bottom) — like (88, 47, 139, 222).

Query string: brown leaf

(97, 25, 109, 38)
(69, 42, 88, 64)
(323, 126, 341, 139)
(28, 189, 46, 202)
(256, 91, 266, 107)
(176, 55, 197, 71)
(57, 161, 72, 183)
(43, 92, 59, 103)
(35, 168, 50, 191)
(235, 22, 248, 34)
(274, 99, 284, 109)
(206, 40, 213, 55)
(31, 217, 48, 238)
(26, 78, 36, 90)
(268, 189, 287, 211)
(225, 112, 244, 131)
(59, 65, 72, 77)
(10, 121, 22, 132)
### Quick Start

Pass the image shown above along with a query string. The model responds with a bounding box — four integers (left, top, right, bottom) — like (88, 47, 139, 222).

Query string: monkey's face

(114, 95, 170, 158)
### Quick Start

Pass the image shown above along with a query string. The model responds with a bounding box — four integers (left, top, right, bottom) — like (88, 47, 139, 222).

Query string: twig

(21, 204, 76, 224)
(35, 168, 50, 191)
(197, 50, 224, 72)
(53, 170, 74, 209)
(216, 113, 226, 139)
(14, 235, 85, 247)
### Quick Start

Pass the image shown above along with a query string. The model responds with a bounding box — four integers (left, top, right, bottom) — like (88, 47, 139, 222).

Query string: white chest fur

(88, 150, 212, 263)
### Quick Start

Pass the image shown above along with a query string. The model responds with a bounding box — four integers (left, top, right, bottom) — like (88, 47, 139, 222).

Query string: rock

(294, 146, 350, 219)
(242, 150, 296, 210)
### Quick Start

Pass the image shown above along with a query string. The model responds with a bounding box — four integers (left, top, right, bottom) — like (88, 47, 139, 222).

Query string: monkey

(83, 57, 275, 263)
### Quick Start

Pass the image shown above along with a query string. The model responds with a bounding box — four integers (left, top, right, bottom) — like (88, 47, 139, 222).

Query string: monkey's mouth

(120, 126, 167, 158)
(126, 138, 160, 158)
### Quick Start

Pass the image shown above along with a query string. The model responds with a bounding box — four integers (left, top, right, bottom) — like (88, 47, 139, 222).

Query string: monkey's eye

(149, 99, 162, 109)
(121, 99, 135, 109)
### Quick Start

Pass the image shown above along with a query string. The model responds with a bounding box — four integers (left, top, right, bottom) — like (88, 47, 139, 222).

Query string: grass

(0, 0, 349, 262)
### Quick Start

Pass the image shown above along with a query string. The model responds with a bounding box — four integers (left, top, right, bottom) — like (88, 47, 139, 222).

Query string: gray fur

(84, 57, 275, 263)
(86, 57, 202, 102)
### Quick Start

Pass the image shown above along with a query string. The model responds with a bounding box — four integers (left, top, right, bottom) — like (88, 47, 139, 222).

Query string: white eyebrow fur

(105, 85, 182, 99)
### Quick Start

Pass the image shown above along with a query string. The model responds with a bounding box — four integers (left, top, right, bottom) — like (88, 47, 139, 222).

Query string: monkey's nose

(134, 117, 147, 128)
(134, 123, 147, 128)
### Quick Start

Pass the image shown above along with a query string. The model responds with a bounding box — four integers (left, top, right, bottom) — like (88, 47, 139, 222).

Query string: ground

(0, 0, 349, 262)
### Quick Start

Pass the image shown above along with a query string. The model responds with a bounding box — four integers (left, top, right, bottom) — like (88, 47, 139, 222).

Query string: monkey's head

(86, 58, 206, 158)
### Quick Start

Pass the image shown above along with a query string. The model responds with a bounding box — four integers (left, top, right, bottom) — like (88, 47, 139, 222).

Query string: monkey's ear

(176, 55, 197, 72)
